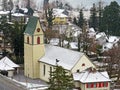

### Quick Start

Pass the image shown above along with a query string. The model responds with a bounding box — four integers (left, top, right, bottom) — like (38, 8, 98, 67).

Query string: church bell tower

(24, 16, 45, 78)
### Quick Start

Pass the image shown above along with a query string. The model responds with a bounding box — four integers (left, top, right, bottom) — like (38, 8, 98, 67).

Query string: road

(0, 75, 27, 90)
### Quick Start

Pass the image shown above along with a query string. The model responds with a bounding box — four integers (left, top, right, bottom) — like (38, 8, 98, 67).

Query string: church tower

(24, 16, 45, 78)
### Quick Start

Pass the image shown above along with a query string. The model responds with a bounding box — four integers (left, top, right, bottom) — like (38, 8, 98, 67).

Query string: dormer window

(37, 37, 40, 44)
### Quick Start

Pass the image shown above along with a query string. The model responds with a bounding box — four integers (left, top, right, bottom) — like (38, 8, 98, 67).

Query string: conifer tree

(78, 9, 84, 28)
(2, 0, 7, 11)
(48, 65, 74, 90)
(98, 1, 103, 32)
(45, 7, 55, 30)
(101, 1, 120, 35)
(90, 3, 98, 31)
(73, 17, 77, 25)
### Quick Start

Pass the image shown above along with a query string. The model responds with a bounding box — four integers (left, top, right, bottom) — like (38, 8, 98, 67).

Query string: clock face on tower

(37, 28, 40, 32)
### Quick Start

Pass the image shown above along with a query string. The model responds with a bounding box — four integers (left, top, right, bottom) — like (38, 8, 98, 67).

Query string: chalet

(53, 8, 68, 25)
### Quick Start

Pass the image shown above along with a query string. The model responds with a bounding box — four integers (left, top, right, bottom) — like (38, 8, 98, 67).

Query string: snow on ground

(11, 79, 48, 90)
(19, 82, 48, 90)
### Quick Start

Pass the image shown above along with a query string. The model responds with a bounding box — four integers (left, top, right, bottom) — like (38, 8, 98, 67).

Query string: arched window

(37, 37, 40, 44)
(27, 37, 29, 44)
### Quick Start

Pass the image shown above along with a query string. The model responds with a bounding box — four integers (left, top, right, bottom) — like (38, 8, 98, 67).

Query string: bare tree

(103, 45, 120, 82)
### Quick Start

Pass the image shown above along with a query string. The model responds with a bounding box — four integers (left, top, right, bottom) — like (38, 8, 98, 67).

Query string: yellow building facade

(24, 17, 45, 78)
(53, 16, 67, 25)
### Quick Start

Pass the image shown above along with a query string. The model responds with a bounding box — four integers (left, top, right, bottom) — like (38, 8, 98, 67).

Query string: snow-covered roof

(70, 42, 78, 49)
(93, 61, 108, 67)
(0, 11, 9, 15)
(96, 32, 108, 40)
(108, 36, 119, 43)
(55, 13, 68, 18)
(73, 69, 111, 83)
(12, 13, 26, 17)
(20, 8, 28, 13)
(0, 63, 14, 71)
(103, 43, 113, 50)
(53, 8, 64, 15)
(39, 44, 84, 70)
(89, 28, 95, 33)
(50, 38, 59, 46)
(0, 56, 19, 71)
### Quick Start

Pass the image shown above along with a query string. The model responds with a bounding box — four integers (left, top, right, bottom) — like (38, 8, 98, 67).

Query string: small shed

(0, 56, 20, 77)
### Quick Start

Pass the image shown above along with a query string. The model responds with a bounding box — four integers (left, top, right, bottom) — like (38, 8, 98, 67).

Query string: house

(102, 36, 119, 52)
(53, 13, 68, 25)
(73, 68, 111, 90)
(96, 32, 108, 45)
(0, 56, 20, 77)
(53, 8, 68, 25)
(24, 16, 96, 82)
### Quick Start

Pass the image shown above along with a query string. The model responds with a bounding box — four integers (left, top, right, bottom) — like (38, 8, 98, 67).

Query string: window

(97, 83, 99, 87)
(50, 67, 52, 73)
(60, 17, 64, 19)
(101, 82, 104, 87)
(37, 28, 40, 32)
(93, 83, 97, 88)
(99, 82, 102, 87)
(27, 37, 29, 44)
(86, 82, 107, 88)
(86, 84, 88, 88)
(91, 83, 94, 88)
(77, 69, 79, 72)
(86, 83, 91, 88)
(104, 82, 108, 87)
(82, 63, 85, 66)
(37, 37, 40, 44)
(43, 65, 46, 76)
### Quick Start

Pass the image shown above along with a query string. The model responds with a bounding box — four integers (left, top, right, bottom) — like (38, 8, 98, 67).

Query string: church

(24, 16, 96, 82)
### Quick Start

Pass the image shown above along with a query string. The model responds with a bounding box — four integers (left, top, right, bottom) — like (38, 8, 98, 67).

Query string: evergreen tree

(8, 0, 14, 22)
(26, 0, 34, 16)
(59, 2, 63, 9)
(26, 0, 30, 8)
(101, 1, 120, 35)
(90, 3, 98, 31)
(48, 65, 74, 90)
(98, 1, 103, 32)
(2, 0, 7, 11)
(0, 16, 12, 56)
(56, 0, 59, 8)
(78, 9, 84, 28)
(11, 21, 25, 64)
(73, 17, 77, 25)
(45, 7, 55, 30)
(44, 0, 49, 10)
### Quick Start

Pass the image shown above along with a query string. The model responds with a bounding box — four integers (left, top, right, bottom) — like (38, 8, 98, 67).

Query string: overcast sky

(35, 0, 120, 9)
